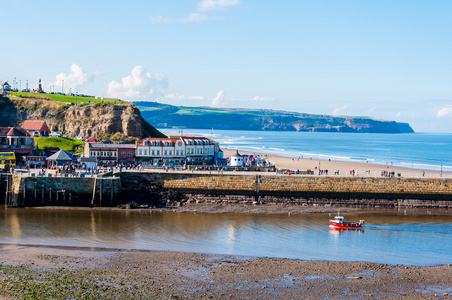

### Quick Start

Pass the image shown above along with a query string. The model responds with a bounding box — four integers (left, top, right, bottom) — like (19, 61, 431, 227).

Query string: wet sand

(222, 149, 446, 178)
(0, 244, 450, 299)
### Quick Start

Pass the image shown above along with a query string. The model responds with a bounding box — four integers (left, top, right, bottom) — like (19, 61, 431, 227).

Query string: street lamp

(318, 160, 321, 176)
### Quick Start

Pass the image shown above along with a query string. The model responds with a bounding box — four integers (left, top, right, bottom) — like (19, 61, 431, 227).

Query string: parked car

(49, 132, 61, 137)
(87, 138, 98, 142)
(74, 136, 84, 141)
(102, 140, 112, 144)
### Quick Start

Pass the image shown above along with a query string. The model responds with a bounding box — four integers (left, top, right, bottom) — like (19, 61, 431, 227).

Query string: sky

(2, 0, 452, 133)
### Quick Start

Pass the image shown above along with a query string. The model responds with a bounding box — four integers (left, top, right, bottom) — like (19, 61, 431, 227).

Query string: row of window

(143, 140, 213, 146)
(89, 151, 134, 157)
(137, 148, 211, 156)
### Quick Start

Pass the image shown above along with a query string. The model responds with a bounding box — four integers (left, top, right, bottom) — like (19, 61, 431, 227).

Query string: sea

(1, 129, 451, 266)
(161, 129, 452, 173)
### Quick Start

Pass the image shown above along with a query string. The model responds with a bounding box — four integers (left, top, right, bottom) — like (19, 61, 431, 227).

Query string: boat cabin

(334, 216, 344, 224)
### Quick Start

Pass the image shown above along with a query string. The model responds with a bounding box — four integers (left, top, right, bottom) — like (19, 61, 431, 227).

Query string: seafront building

(84, 143, 136, 164)
(136, 136, 220, 166)
(0, 127, 34, 159)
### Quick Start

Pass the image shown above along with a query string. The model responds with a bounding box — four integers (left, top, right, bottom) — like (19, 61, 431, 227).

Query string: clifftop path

(0, 95, 165, 139)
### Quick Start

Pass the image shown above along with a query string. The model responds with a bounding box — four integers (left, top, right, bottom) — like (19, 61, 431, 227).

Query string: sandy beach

(223, 149, 446, 178)
(0, 244, 451, 299)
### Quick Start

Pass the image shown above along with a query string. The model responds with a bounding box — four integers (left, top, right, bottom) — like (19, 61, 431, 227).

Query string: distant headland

(134, 101, 414, 134)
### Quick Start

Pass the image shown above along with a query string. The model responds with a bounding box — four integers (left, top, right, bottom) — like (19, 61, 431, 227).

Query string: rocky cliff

(0, 95, 165, 139)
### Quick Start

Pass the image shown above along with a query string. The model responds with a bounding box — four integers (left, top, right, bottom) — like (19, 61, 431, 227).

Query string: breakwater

(3, 172, 452, 208)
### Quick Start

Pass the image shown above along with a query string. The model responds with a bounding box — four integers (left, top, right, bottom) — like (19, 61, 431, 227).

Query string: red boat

(329, 215, 365, 228)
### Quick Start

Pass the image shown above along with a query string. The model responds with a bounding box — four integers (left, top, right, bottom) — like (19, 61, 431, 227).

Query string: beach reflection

(0, 207, 451, 266)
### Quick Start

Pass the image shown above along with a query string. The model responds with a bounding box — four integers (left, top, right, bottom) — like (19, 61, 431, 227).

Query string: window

(164, 150, 167, 156)
(197, 149, 200, 154)
(144, 150, 147, 155)
(120, 152, 126, 156)
(180, 150, 184, 155)
(169, 150, 172, 155)
(128, 152, 134, 157)
(176, 150, 179, 156)
(152, 150, 155, 155)
(139, 150, 142, 155)
(157, 150, 160, 155)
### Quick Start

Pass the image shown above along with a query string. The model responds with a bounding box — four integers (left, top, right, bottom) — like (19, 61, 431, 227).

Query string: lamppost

(318, 160, 321, 176)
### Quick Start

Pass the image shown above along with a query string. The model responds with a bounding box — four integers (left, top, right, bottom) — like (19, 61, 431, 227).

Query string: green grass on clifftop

(9, 91, 124, 104)
(35, 137, 85, 154)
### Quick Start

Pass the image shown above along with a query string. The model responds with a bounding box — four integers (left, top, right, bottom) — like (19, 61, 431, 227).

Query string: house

(21, 120, 50, 137)
(136, 136, 218, 166)
(1, 82, 11, 93)
(84, 143, 136, 164)
(0, 127, 34, 160)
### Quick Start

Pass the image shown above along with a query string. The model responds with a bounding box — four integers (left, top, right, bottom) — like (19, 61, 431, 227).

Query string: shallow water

(1, 207, 451, 266)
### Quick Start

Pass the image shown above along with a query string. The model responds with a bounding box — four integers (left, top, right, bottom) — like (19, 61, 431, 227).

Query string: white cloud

(165, 94, 204, 100)
(150, 13, 213, 23)
(106, 66, 168, 100)
(150, 0, 238, 24)
(211, 90, 225, 107)
(180, 13, 209, 23)
(396, 112, 402, 118)
(93, 70, 104, 77)
(437, 106, 452, 118)
(198, 0, 240, 11)
(150, 16, 174, 24)
(332, 106, 347, 115)
(251, 96, 276, 102)
(54, 64, 87, 93)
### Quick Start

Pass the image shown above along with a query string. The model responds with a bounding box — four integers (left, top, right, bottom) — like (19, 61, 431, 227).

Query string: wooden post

(23, 179, 26, 206)
(42, 185, 44, 204)
(100, 180, 103, 206)
(49, 188, 52, 204)
(111, 178, 114, 207)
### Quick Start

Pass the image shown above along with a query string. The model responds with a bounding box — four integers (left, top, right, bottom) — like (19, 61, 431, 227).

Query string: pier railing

(11, 167, 452, 179)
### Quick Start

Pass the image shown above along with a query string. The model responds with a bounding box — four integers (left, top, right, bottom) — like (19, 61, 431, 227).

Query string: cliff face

(136, 101, 415, 134)
(0, 96, 165, 138)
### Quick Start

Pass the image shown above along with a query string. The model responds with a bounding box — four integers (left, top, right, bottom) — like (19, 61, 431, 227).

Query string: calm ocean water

(161, 129, 452, 172)
(1, 207, 450, 266)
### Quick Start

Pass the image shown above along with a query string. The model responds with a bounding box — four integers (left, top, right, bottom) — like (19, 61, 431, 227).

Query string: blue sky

(2, 0, 452, 132)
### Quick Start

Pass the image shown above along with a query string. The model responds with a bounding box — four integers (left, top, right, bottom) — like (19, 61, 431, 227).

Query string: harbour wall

(4, 175, 120, 207)
(133, 173, 452, 208)
(4, 172, 452, 208)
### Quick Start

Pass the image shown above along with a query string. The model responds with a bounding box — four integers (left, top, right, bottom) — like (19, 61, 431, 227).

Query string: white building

(229, 150, 244, 167)
(136, 136, 219, 166)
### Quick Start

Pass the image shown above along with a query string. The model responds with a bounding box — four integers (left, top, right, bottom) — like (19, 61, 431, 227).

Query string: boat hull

(329, 221, 362, 228)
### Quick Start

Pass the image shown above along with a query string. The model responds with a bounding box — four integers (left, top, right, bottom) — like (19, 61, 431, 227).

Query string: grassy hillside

(34, 137, 85, 154)
(135, 101, 414, 133)
(9, 91, 123, 104)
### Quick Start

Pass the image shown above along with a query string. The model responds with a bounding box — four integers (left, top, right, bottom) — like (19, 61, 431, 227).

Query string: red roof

(22, 120, 49, 131)
(0, 127, 32, 137)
